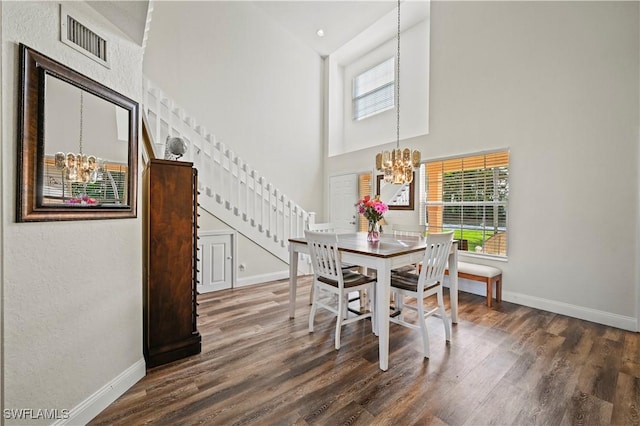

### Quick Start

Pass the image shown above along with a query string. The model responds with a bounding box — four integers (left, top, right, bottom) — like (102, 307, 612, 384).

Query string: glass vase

(367, 220, 380, 243)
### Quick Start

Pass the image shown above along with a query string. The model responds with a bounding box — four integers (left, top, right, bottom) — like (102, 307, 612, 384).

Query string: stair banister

(143, 77, 314, 272)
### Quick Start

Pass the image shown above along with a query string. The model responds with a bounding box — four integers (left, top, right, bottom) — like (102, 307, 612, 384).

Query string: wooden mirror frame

(376, 173, 415, 211)
(17, 44, 138, 222)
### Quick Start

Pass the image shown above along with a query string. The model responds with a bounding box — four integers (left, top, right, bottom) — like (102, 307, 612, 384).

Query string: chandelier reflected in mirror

(54, 90, 104, 184)
(375, 0, 420, 185)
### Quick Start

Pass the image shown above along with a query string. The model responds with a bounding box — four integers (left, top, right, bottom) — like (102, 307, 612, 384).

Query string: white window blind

(424, 151, 509, 257)
(352, 57, 395, 121)
(42, 156, 128, 205)
(358, 173, 373, 232)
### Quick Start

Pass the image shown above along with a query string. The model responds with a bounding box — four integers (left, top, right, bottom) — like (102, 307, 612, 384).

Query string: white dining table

(288, 232, 459, 371)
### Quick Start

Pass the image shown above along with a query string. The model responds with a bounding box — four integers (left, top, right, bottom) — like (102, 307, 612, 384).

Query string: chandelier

(375, 0, 420, 185)
(54, 90, 102, 184)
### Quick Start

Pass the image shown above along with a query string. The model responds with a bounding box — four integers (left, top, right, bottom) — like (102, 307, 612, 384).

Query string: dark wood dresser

(143, 159, 201, 368)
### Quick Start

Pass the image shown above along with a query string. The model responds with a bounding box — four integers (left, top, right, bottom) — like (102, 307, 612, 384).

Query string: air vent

(60, 5, 110, 68)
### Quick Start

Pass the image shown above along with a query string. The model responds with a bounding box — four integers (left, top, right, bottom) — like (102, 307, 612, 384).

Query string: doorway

(328, 172, 373, 233)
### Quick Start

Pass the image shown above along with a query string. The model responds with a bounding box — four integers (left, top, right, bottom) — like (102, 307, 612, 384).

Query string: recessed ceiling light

(316, 29, 325, 37)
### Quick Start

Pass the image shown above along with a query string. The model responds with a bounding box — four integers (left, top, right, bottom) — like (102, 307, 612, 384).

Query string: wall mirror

(17, 44, 138, 222)
(376, 173, 415, 210)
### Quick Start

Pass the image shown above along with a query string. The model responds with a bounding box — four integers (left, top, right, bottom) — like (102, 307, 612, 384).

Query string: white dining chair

(307, 222, 338, 233)
(390, 223, 427, 274)
(307, 222, 360, 305)
(391, 223, 427, 238)
(307, 224, 356, 268)
(389, 231, 454, 359)
(305, 230, 376, 350)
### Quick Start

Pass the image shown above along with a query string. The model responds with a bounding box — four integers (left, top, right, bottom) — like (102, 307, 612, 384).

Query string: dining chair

(391, 223, 427, 237)
(391, 223, 427, 274)
(307, 222, 360, 305)
(307, 222, 338, 233)
(389, 231, 454, 358)
(307, 223, 356, 269)
(305, 230, 376, 350)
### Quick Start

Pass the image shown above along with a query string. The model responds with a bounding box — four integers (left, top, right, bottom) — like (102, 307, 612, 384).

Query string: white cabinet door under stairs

(198, 231, 235, 293)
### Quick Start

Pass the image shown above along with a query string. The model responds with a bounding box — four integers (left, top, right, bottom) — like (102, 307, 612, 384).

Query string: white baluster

(142, 78, 313, 264)
(153, 86, 162, 156)
(258, 176, 265, 233)
(249, 170, 257, 227)
(242, 163, 249, 222)
(231, 155, 240, 216)
(273, 189, 280, 242)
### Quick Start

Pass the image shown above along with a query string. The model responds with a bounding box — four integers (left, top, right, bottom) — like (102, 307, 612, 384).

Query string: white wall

(0, 3, 4, 420)
(1, 2, 144, 424)
(143, 1, 324, 214)
(341, 20, 430, 154)
(143, 1, 325, 282)
(327, 1, 640, 330)
(198, 208, 287, 284)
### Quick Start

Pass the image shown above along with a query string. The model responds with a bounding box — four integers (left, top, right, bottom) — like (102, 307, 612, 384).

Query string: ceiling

(252, 1, 399, 57)
(88, 1, 426, 59)
(88, 1, 150, 46)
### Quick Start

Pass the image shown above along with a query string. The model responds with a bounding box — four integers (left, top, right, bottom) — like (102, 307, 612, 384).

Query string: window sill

(458, 251, 508, 263)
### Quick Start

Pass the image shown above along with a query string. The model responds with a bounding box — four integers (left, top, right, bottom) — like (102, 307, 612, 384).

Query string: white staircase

(142, 78, 314, 267)
(389, 183, 410, 205)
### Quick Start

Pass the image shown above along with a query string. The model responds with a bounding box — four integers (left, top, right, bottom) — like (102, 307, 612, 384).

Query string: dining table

(288, 232, 459, 371)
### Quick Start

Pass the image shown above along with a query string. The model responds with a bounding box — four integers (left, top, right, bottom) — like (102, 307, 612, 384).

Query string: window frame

(422, 150, 509, 259)
(352, 57, 395, 121)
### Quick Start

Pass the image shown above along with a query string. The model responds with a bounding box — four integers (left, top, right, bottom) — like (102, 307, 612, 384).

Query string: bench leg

(486, 278, 492, 308)
(485, 275, 503, 308)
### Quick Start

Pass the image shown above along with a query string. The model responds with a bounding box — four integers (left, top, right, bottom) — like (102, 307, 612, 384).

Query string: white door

(329, 174, 359, 232)
(198, 232, 233, 293)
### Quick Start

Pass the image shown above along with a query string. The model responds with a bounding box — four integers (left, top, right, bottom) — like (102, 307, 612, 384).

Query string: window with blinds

(424, 151, 509, 257)
(42, 156, 128, 205)
(352, 57, 395, 121)
(358, 173, 373, 231)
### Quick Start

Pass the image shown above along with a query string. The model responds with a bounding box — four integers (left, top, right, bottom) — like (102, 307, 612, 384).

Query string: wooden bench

(445, 261, 502, 307)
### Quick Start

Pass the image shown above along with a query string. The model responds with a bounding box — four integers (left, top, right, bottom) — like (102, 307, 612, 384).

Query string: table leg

(289, 246, 299, 319)
(449, 249, 459, 324)
(375, 261, 390, 371)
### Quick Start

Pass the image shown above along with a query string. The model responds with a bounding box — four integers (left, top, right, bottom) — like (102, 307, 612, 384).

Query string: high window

(424, 151, 509, 257)
(352, 57, 395, 121)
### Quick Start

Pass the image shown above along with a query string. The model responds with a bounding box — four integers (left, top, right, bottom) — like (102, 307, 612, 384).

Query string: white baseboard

(54, 358, 146, 425)
(236, 270, 290, 288)
(503, 290, 638, 332)
(444, 276, 637, 331)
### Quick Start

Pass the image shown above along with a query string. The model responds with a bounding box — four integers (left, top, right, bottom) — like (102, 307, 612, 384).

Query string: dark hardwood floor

(90, 277, 640, 425)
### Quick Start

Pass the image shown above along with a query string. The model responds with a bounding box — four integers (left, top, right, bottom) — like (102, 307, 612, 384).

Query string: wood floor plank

(89, 277, 640, 425)
(430, 346, 520, 425)
(610, 372, 640, 425)
(576, 337, 623, 402)
(559, 389, 613, 426)
(512, 320, 596, 425)
(621, 331, 640, 379)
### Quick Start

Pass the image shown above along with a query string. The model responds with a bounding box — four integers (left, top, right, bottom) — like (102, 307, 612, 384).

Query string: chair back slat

(419, 231, 454, 288)
(307, 222, 336, 233)
(391, 223, 427, 237)
(305, 230, 343, 287)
